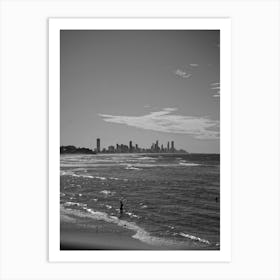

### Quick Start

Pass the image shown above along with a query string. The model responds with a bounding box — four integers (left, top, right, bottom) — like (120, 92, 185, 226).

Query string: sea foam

(179, 232, 210, 244)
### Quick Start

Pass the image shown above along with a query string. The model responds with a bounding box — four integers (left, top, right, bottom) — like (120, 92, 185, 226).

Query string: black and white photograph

(60, 28, 221, 251)
(49, 18, 231, 261)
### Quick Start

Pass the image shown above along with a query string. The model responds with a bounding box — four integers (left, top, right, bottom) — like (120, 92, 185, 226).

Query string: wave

(61, 161, 201, 169)
(109, 177, 129, 182)
(64, 201, 87, 208)
(179, 162, 200, 166)
(61, 163, 121, 168)
(125, 165, 141, 170)
(138, 156, 156, 161)
(60, 170, 94, 178)
(179, 232, 210, 245)
(125, 163, 201, 168)
(60, 171, 110, 181)
(61, 156, 155, 167)
(94, 176, 107, 180)
(126, 212, 140, 219)
(100, 190, 115, 196)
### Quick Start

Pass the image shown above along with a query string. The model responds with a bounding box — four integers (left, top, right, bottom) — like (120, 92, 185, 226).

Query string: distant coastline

(60, 145, 96, 154)
(60, 145, 189, 155)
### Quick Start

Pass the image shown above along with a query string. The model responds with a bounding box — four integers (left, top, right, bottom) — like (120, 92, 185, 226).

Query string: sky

(60, 30, 220, 153)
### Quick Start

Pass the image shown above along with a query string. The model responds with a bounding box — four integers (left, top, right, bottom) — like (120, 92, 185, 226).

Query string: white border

(49, 18, 231, 262)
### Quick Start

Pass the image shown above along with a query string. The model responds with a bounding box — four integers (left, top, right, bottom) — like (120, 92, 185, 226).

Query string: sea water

(60, 153, 220, 249)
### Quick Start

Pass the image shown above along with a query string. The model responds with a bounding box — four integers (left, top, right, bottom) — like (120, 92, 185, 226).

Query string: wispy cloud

(174, 69, 192, 79)
(189, 63, 199, 67)
(210, 82, 220, 98)
(99, 108, 219, 140)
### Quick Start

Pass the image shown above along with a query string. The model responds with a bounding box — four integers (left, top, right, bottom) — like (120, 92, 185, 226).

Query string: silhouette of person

(120, 200, 124, 216)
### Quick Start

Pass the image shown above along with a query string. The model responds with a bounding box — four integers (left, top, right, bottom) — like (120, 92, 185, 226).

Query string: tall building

(156, 140, 159, 149)
(171, 141, 174, 151)
(108, 145, 115, 153)
(167, 141, 170, 151)
(96, 138, 100, 153)
(129, 140, 133, 151)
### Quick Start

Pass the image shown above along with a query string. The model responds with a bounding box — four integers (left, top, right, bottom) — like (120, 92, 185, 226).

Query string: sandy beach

(60, 206, 159, 250)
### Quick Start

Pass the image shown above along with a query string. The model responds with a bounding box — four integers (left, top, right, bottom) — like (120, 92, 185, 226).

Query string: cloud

(162, 107, 178, 112)
(189, 64, 199, 67)
(99, 108, 219, 140)
(174, 69, 192, 79)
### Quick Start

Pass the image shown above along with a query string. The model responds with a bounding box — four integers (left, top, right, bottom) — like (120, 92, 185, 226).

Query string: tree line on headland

(60, 145, 96, 154)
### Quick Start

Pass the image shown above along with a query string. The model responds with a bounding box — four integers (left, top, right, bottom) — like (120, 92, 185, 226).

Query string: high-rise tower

(171, 141, 174, 151)
(96, 138, 100, 153)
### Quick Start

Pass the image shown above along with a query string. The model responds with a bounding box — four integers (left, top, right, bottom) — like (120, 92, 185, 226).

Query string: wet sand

(60, 223, 160, 250)
(60, 208, 157, 250)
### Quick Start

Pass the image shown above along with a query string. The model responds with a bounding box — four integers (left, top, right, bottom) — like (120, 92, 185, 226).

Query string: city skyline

(60, 30, 220, 153)
(94, 138, 184, 153)
(60, 138, 187, 154)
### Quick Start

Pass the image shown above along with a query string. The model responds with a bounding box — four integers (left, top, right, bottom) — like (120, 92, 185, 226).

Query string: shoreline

(60, 207, 218, 250)
(61, 223, 159, 250)
(61, 207, 162, 250)
(61, 210, 162, 250)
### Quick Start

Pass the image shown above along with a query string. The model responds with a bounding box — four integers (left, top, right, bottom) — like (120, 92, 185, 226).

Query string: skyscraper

(171, 141, 174, 151)
(96, 138, 100, 153)
(167, 141, 170, 151)
(129, 140, 133, 151)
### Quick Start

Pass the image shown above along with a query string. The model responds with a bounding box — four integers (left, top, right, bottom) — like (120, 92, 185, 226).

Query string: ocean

(60, 153, 220, 249)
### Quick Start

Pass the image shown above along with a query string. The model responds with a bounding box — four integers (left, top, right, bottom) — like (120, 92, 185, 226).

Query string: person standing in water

(120, 199, 124, 216)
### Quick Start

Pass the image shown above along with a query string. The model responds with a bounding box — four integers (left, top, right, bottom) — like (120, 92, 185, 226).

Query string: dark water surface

(60, 153, 220, 249)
